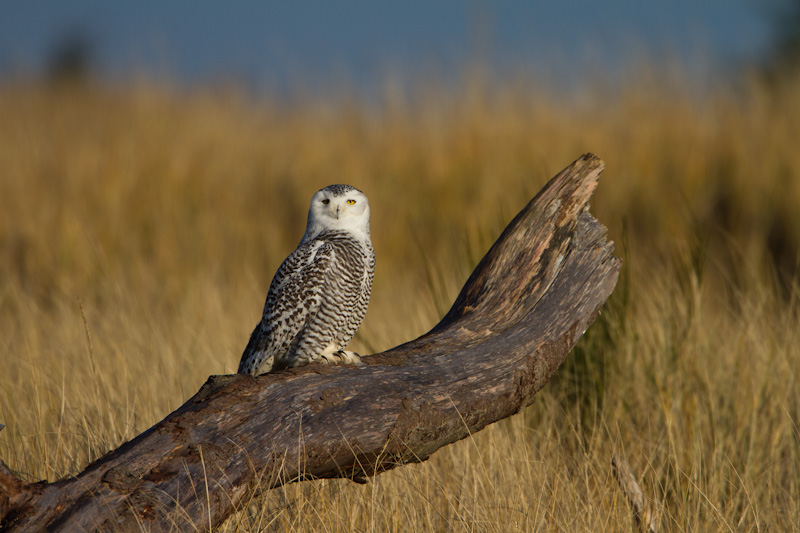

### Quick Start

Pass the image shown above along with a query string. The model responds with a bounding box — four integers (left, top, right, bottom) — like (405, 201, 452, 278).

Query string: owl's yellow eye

(322, 199, 330, 204)
(347, 199, 356, 205)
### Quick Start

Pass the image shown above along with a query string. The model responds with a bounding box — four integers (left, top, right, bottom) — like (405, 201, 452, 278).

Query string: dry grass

(1, 68, 799, 531)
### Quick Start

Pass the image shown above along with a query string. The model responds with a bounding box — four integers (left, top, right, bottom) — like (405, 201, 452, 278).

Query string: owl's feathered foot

(338, 349, 363, 365)
(320, 349, 363, 366)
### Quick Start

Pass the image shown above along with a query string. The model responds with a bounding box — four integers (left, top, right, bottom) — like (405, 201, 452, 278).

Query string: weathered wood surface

(0, 153, 620, 532)
(612, 454, 659, 533)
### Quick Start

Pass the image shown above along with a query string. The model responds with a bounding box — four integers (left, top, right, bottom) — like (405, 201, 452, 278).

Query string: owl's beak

(335, 205, 340, 219)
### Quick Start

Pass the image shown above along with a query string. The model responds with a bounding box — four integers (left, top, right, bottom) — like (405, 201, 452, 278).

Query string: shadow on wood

(0, 153, 620, 532)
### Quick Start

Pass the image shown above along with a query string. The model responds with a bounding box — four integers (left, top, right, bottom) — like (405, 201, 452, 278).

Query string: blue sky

(0, 1, 775, 91)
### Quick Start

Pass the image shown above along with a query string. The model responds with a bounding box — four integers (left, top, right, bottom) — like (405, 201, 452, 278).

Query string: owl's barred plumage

(238, 184, 375, 375)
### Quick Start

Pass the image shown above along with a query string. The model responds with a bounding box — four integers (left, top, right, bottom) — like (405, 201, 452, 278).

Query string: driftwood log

(0, 153, 620, 532)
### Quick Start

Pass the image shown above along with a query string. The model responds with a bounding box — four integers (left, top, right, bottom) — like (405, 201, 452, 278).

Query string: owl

(238, 184, 375, 375)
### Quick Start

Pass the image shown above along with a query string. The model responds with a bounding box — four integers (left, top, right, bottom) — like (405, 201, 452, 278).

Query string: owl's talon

(319, 352, 338, 364)
(336, 349, 362, 365)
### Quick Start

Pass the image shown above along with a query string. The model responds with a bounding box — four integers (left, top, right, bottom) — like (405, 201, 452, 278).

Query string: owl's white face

(303, 184, 371, 242)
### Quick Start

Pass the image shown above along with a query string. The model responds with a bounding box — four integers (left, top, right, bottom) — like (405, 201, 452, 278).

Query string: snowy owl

(238, 184, 375, 375)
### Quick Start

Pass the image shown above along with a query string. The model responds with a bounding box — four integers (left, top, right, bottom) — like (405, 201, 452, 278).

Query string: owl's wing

(237, 241, 333, 375)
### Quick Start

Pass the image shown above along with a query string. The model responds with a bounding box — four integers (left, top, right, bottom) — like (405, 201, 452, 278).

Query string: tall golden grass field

(1, 68, 799, 531)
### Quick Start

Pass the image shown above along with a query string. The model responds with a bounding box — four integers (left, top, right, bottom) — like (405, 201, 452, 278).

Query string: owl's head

(304, 184, 371, 241)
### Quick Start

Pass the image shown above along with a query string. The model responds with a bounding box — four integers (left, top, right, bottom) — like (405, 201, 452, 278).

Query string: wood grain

(0, 153, 620, 532)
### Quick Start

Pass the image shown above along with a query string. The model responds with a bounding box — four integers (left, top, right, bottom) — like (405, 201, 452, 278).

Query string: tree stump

(0, 153, 620, 532)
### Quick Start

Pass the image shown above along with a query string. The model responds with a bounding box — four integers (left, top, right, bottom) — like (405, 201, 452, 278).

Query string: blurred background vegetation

(1, 2, 800, 531)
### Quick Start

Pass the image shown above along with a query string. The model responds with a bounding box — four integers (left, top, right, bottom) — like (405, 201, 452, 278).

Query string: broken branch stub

(0, 153, 620, 532)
